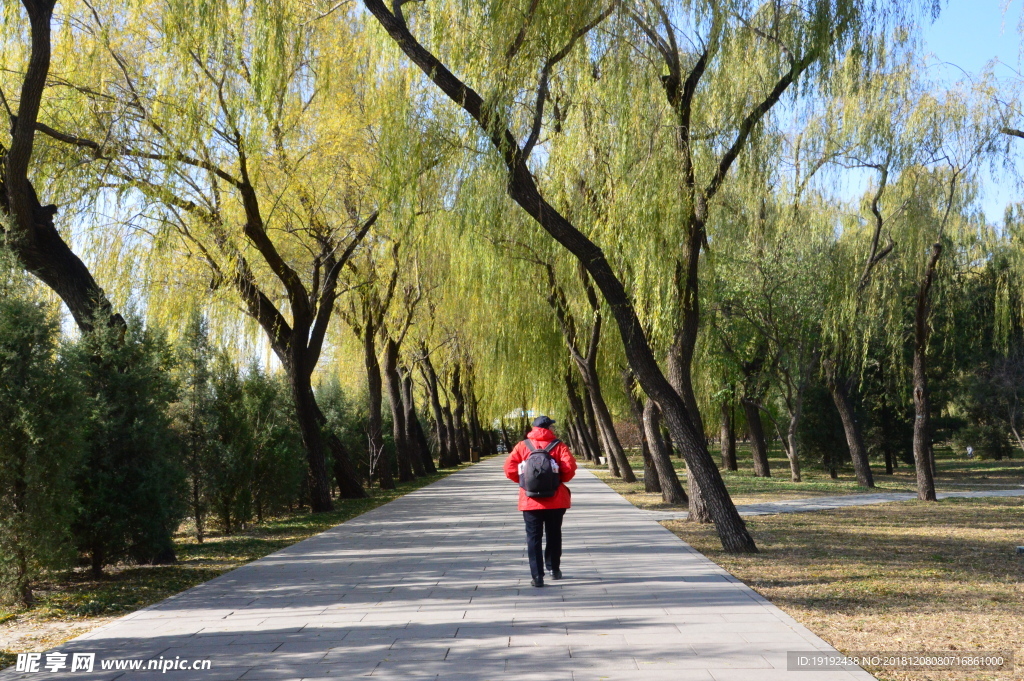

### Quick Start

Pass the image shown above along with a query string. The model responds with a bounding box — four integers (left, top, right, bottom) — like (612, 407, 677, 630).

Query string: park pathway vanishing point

(2, 457, 891, 681)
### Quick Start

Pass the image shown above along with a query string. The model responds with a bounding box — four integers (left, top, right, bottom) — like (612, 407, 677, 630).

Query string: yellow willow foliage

(813, 65, 1003, 376)
(6, 0, 1003, 428)
(26, 0, 385, 366)
(348, 0, 936, 419)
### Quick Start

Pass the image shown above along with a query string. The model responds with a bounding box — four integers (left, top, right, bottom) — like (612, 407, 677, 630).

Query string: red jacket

(504, 427, 577, 511)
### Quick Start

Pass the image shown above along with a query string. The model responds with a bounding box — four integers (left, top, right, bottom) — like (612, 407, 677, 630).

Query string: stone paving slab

(640, 486, 1024, 520)
(1, 458, 878, 681)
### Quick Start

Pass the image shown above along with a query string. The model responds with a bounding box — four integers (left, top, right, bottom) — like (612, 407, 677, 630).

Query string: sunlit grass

(665, 497, 1024, 681)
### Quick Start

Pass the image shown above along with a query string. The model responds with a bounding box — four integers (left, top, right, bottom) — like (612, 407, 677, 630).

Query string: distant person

(967, 446, 975, 459)
(504, 415, 578, 587)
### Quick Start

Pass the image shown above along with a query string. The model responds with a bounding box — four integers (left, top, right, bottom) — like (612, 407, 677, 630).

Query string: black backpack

(519, 440, 562, 498)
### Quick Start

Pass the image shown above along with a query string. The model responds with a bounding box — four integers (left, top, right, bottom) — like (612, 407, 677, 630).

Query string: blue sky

(923, 1, 1019, 77)
(923, 1, 1021, 220)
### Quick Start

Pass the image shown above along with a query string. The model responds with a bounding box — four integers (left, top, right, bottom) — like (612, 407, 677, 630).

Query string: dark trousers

(523, 508, 566, 580)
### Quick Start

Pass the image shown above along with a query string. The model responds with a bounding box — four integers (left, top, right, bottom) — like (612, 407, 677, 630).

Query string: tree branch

(705, 49, 819, 201)
(858, 164, 894, 291)
(33, 121, 245, 188)
(522, 2, 618, 160)
(308, 210, 378, 364)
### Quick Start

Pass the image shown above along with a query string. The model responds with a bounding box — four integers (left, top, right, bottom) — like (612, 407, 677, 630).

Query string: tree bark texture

(0, 0, 126, 335)
(720, 400, 737, 471)
(741, 398, 771, 478)
(643, 399, 688, 505)
(829, 377, 875, 487)
(784, 416, 803, 483)
(363, 320, 392, 489)
(623, 371, 661, 494)
(402, 369, 435, 475)
(565, 374, 598, 461)
(442, 404, 459, 467)
(421, 352, 458, 468)
(383, 338, 414, 482)
(451, 364, 471, 463)
(912, 244, 941, 501)
(584, 373, 636, 482)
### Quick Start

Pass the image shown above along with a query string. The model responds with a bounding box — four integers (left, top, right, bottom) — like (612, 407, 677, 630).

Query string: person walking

(504, 415, 578, 587)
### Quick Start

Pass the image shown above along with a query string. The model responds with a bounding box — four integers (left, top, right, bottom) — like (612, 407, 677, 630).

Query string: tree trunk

(402, 369, 435, 475)
(581, 385, 604, 460)
(565, 420, 582, 460)
(641, 439, 660, 492)
(311, 397, 367, 498)
(720, 401, 737, 471)
(383, 338, 414, 482)
(829, 378, 875, 487)
(442, 404, 460, 466)
(363, 321, 392, 489)
(451, 364, 472, 463)
(362, 0, 756, 552)
(499, 418, 512, 454)
(568, 420, 588, 462)
(662, 425, 679, 458)
(421, 352, 457, 468)
(90, 544, 104, 578)
(577, 416, 597, 461)
(583, 369, 636, 482)
(685, 470, 710, 522)
(288, 363, 335, 511)
(192, 475, 204, 543)
(565, 373, 598, 461)
(741, 398, 771, 478)
(578, 415, 598, 461)
(326, 431, 364, 497)
(666, 317, 713, 518)
(623, 371, 661, 493)
(785, 413, 803, 483)
(0, 1, 125, 336)
(912, 244, 940, 501)
(467, 380, 483, 456)
(596, 411, 621, 476)
(643, 398, 688, 505)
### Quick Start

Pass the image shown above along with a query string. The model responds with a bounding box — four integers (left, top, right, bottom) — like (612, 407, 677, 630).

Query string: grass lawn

(665, 497, 1024, 681)
(0, 460, 480, 669)
(585, 444, 1024, 509)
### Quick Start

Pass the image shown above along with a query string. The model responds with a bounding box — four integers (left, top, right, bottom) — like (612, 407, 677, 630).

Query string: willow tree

(814, 53, 999, 495)
(794, 41, 935, 487)
(359, 0, 758, 551)
(0, 0, 122, 331)
(492, 238, 639, 481)
(706, 189, 834, 483)
(875, 81, 999, 500)
(340, 238, 429, 487)
(602, 1, 933, 509)
(39, 0, 386, 508)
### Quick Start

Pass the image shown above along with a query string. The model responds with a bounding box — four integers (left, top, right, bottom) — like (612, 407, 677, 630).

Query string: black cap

(532, 415, 556, 429)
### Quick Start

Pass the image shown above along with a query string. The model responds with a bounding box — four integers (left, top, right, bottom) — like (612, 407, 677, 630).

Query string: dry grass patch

(665, 497, 1024, 681)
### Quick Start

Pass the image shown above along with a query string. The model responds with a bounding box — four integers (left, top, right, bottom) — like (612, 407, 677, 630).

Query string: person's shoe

(530, 577, 544, 588)
(550, 568, 562, 580)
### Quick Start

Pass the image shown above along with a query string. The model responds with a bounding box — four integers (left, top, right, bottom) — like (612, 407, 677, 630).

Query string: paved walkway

(640, 487, 1024, 521)
(3, 458, 881, 681)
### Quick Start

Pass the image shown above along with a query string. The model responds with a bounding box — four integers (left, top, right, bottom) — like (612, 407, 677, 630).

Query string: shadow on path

(0, 459, 875, 681)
